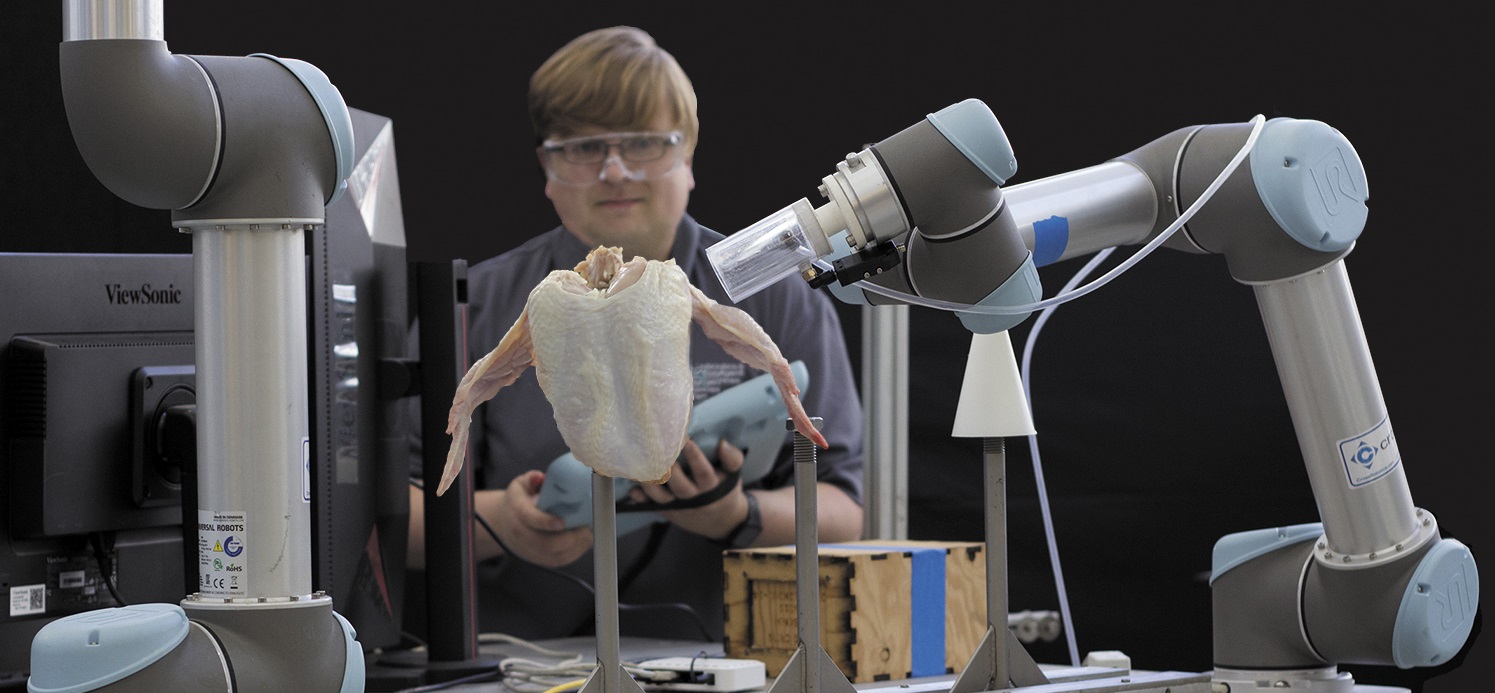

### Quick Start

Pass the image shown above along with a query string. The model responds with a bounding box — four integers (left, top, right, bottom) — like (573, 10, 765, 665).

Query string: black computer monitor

(305, 108, 414, 656)
(0, 253, 196, 684)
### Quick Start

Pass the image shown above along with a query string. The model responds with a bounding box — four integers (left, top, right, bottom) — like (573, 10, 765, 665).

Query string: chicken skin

(437, 246, 826, 496)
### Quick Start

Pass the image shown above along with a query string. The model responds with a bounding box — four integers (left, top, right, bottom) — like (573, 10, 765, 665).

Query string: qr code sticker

(10, 584, 45, 617)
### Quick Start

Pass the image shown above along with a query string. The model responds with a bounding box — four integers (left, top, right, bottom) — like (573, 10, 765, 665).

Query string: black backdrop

(2, 3, 1487, 691)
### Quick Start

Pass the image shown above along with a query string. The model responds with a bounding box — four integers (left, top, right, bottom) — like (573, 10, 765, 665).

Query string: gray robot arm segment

(59, 3, 353, 223)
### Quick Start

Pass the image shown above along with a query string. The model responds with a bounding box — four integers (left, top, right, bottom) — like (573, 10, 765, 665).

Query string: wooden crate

(722, 540, 986, 683)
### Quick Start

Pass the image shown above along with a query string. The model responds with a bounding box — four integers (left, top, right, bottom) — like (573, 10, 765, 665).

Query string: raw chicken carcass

(437, 245, 827, 496)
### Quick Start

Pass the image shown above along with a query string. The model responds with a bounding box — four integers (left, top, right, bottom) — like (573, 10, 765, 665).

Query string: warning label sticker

(198, 509, 248, 596)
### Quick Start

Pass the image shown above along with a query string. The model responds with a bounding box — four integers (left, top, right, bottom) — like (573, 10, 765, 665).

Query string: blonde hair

(528, 26, 699, 152)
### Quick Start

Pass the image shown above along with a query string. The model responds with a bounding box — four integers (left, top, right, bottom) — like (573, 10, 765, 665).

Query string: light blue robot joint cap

(334, 610, 366, 693)
(28, 603, 190, 693)
(956, 252, 1040, 334)
(1249, 118, 1368, 252)
(1209, 522, 1323, 585)
(928, 99, 1017, 186)
(1392, 538, 1479, 668)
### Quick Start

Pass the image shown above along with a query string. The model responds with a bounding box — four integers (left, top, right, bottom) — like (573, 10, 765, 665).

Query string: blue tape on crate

(825, 545, 946, 677)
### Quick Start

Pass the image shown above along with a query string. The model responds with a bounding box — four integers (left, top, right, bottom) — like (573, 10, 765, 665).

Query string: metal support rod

(861, 303, 908, 540)
(64, 0, 164, 41)
(984, 437, 1010, 687)
(594, 472, 621, 682)
(794, 422, 822, 693)
(766, 418, 855, 693)
(949, 437, 1048, 693)
(579, 472, 645, 693)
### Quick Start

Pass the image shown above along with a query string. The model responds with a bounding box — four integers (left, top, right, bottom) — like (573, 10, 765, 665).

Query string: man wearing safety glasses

(411, 26, 865, 642)
(541, 130, 684, 185)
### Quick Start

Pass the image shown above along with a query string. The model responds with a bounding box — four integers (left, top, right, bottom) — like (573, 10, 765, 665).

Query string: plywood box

(722, 540, 986, 683)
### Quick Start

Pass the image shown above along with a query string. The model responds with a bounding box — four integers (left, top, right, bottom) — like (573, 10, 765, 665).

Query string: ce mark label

(202, 575, 229, 590)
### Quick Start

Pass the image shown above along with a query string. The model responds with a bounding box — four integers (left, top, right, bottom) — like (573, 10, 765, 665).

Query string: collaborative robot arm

(706, 100, 1479, 688)
(28, 2, 364, 691)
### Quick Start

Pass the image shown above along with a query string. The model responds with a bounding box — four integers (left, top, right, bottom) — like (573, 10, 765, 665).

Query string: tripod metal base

(949, 625, 1048, 693)
(578, 661, 649, 693)
(765, 644, 856, 693)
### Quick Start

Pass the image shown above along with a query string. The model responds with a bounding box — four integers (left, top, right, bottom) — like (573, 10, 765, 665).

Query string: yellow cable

(541, 679, 588, 693)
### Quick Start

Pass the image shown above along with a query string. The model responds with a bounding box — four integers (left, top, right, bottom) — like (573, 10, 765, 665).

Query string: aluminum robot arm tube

(1255, 264, 1418, 556)
(1000, 161, 1162, 266)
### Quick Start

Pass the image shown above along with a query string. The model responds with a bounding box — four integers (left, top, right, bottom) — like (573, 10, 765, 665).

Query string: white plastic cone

(952, 330, 1036, 438)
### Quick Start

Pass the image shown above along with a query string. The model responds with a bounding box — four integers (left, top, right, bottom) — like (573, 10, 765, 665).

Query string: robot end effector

(706, 99, 1042, 335)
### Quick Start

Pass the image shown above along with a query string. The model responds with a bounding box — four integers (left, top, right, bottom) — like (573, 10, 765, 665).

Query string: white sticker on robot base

(1338, 417, 1400, 487)
(198, 510, 248, 596)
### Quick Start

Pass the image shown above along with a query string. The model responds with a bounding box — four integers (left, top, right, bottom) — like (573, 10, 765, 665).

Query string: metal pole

(767, 418, 854, 693)
(1254, 261, 1418, 558)
(63, 0, 164, 41)
(861, 304, 908, 540)
(984, 437, 1010, 688)
(578, 472, 647, 693)
(794, 420, 823, 693)
(192, 225, 312, 600)
(950, 436, 1049, 693)
(593, 472, 621, 692)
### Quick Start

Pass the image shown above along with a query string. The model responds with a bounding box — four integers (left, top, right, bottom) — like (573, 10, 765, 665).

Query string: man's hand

(631, 439, 748, 541)
(489, 469, 593, 567)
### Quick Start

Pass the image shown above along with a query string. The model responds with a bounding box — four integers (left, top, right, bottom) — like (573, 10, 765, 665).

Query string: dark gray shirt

(462, 216, 863, 641)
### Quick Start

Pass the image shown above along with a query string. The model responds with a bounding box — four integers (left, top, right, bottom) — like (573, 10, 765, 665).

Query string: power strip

(634, 656, 766, 692)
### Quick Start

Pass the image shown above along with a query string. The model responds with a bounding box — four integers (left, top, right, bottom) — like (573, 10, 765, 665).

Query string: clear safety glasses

(540, 131, 685, 186)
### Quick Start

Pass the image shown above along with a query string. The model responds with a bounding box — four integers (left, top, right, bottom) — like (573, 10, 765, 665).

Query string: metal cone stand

(765, 417, 857, 693)
(949, 332, 1049, 693)
(578, 471, 648, 693)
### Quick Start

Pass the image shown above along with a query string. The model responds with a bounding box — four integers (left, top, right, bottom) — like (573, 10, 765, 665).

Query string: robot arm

(29, 3, 364, 692)
(705, 100, 1479, 682)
